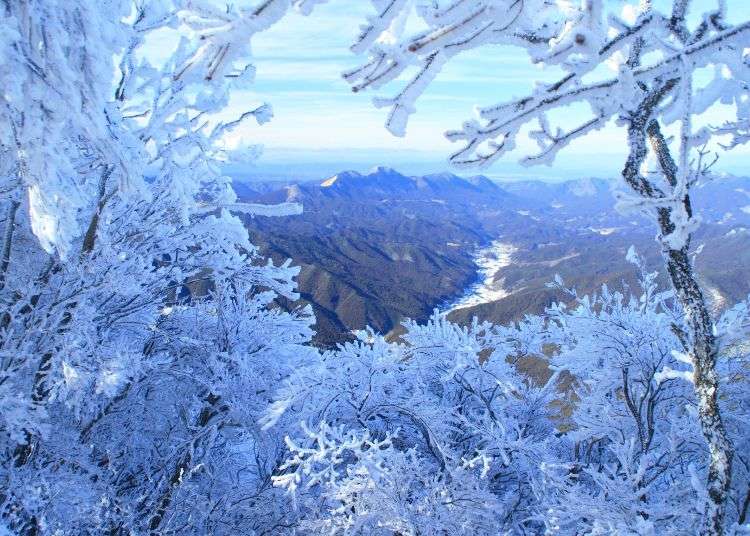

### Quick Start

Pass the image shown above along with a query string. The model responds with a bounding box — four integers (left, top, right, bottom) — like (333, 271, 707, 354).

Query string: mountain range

(236, 167, 750, 347)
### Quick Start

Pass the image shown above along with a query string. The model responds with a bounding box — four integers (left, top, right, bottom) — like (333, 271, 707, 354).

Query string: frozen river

(444, 241, 517, 313)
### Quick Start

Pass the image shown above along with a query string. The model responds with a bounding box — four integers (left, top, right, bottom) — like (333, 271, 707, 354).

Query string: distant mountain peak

(369, 165, 402, 176)
(294, 167, 509, 202)
(285, 184, 303, 201)
(567, 177, 612, 197)
(422, 171, 460, 181)
(320, 170, 362, 187)
(465, 175, 495, 187)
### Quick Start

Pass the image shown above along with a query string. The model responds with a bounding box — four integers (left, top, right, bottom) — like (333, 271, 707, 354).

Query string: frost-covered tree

(536, 250, 750, 534)
(3, 1, 750, 534)
(267, 312, 561, 534)
(72, 274, 316, 534)
(309, 1, 750, 532)
(0, 1, 314, 533)
(541, 249, 707, 533)
(264, 244, 750, 534)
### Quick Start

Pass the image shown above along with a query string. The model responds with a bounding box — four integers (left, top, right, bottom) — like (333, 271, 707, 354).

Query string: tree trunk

(622, 88, 734, 536)
(622, 110, 734, 535)
(0, 198, 20, 290)
(663, 246, 733, 535)
(646, 121, 734, 536)
(81, 165, 113, 255)
(147, 392, 226, 534)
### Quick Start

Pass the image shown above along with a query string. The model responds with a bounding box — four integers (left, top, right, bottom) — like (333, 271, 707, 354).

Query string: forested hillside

(240, 171, 750, 346)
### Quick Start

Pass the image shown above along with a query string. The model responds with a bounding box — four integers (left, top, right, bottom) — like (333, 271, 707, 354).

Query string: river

(443, 240, 517, 313)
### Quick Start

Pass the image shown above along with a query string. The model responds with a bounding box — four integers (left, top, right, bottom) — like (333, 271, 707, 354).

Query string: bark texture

(622, 98, 734, 534)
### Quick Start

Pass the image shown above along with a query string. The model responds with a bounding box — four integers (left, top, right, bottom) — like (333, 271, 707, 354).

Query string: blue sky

(222, 0, 749, 182)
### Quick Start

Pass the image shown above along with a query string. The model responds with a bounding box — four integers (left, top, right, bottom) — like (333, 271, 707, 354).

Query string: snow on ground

(541, 252, 580, 267)
(446, 241, 517, 312)
(705, 285, 727, 314)
(718, 212, 733, 224)
(589, 226, 618, 235)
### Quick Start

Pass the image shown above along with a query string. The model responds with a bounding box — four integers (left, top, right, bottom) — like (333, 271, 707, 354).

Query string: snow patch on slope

(569, 178, 598, 197)
(706, 285, 727, 314)
(589, 226, 618, 235)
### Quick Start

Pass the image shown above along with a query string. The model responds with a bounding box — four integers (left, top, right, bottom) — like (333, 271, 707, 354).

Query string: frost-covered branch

(324, 1, 750, 533)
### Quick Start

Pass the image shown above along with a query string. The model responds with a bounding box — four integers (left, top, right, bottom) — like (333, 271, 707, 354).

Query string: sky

(219, 0, 750, 182)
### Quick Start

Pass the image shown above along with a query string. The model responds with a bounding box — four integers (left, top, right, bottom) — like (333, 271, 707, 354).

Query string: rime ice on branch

(0, 1, 314, 533)
(316, 1, 750, 534)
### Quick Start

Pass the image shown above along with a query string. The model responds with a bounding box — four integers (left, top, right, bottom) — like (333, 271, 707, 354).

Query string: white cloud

(212, 0, 750, 179)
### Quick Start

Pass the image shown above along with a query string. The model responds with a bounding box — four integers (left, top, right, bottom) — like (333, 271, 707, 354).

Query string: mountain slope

(240, 167, 513, 346)
(237, 170, 750, 346)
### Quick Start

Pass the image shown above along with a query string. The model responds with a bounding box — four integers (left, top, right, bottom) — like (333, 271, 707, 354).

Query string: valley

(236, 168, 750, 347)
(443, 241, 517, 312)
